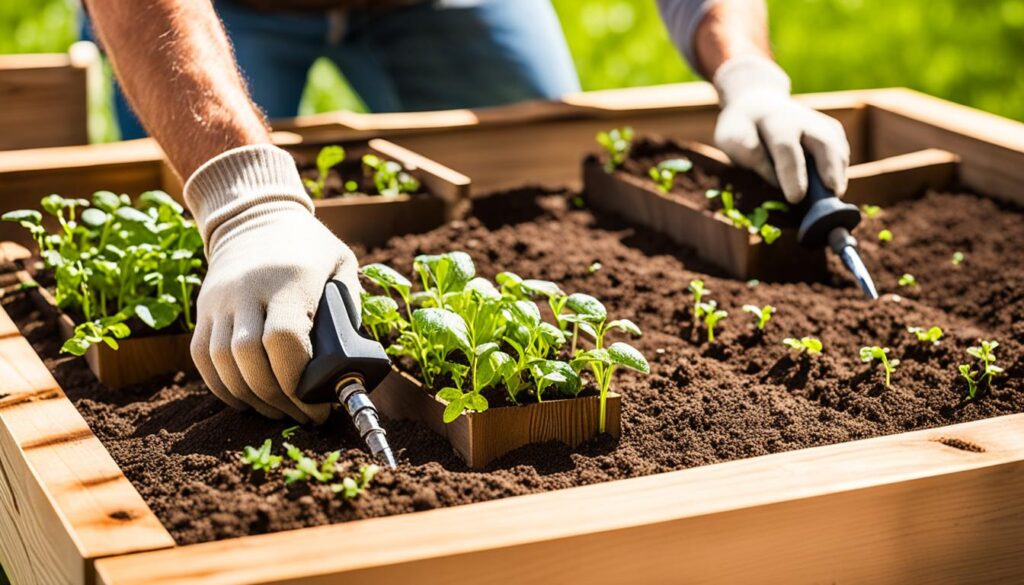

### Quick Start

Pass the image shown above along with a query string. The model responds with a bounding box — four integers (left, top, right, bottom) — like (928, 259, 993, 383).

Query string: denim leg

(341, 0, 580, 112)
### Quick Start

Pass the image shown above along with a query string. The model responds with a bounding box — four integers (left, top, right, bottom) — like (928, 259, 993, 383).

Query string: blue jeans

(82, 0, 580, 140)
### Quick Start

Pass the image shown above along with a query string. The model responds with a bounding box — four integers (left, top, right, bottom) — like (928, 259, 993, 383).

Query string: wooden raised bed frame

(0, 86, 1022, 585)
(373, 370, 621, 468)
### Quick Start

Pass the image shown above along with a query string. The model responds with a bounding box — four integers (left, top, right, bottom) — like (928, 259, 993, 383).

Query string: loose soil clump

(4, 187, 1022, 545)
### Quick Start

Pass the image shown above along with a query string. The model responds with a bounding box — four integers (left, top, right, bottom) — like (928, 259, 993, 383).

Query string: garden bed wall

(0, 86, 1022, 585)
(0, 42, 97, 151)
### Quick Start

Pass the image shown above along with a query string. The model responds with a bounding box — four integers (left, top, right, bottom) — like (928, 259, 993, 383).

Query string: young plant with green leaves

(2, 191, 205, 355)
(783, 336, 823, 355)
(688, 279, 709, 319)
(240, 439, 283, 473)
(907, 326, 943, 344)
(898, 273, 917, 287)
(331, 464, 380, 499)
(959, 340, 1004, 400)
(952, 251, 965, 265)
(696, 301, 727, 343)
(239, 437, 378, 499)
(648, 158, 693, 192)
(302, 145, 347, 199)
(595, 126, 634, 172)
(705, 188, 786, 244)
(361, 154, 421, 196)
(859, 346, 899, 388)
(861, 204, 881, 218)
(360, 252, 647, 431)
(742, 304, 775, 331)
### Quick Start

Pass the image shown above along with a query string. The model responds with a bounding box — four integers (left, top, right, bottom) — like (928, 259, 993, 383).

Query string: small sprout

(329, 464, 379, 500)
(783, 337, 823, 355)
(688, 279, 709, 319)
(859, 346, 899, 388)
(759, 224, 782, 244)
(952, 251, 964, 266)
(648, 158, 693, 192)
(960, 340, 1003, 400)
(907, 326, 943, 344)
(588, 261, 602, 273)
(861, 204, 882, 218)
(898, 273, 917, 287)
(706, 188, 786, 244)
(303, 145, 346, 199)
(596, 127, 634, 172)
(281, 425, 300, 439)
(878, 229, 893, 242)
(240, 439, 282, 472)
(282, 443, 341, 485)
(697, 301, 727, 343)
(742, 304, 775, 331)
(344, 180, 359, 193)
(362, 154, 420, 196)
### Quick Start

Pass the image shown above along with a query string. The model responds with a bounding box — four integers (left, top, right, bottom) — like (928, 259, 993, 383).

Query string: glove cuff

(184, 144, 314, 245)
(712, 54, 791, 108)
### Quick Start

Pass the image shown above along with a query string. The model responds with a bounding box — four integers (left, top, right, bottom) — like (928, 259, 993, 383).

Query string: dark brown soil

(298, 158, 425, 199)
(4, 186, 1023, 546)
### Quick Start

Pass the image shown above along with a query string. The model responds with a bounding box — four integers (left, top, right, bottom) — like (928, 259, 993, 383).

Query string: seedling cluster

(302, 145, 419, 199)
(959, 340, 1004, 400)
(688, 280, 729, 343)
(898, 273, 917, 287)
(596, 126, 634, 172)
(3, 191, 205, 355)
(361, 252, 649, 432)
(907, 326, 943, 344)
(705, 188, 786, 244)
(859, 346, 899, 388)
(783, 337, 823, 355)
(241, 428, 379, 499)
(648, 158, 693, 192)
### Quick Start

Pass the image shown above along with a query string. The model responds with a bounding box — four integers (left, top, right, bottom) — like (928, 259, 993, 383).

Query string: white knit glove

(712, 54, 850, 203)
(184, 145, 362, 424)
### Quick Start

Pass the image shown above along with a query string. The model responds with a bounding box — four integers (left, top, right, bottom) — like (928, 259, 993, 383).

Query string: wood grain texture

(373, 370, 620, 468)
(25, 273, 194, 390)
(314, 195, 447, 248)
(0, 50, 92, 151)
(95, 413, 1024, 585)
(0, 308, 175, 585)
(865, 88, 1024, 203)
(845, 148, 959, 206)
(583, 152, 827, 282)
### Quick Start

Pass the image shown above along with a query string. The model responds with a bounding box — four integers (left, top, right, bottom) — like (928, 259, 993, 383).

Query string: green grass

(3, 0, 1021, 141)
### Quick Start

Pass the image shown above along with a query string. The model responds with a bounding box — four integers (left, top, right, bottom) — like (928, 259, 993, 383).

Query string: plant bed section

(584, 138, 961, 281)
(2, 184, 1023, 551)
(373, 369, 621, 468)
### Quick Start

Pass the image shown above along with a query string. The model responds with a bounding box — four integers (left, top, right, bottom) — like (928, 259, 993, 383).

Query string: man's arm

(657, 0, 850, 203)
(86, 0, 363, 424)
(86, 0, 268, 178)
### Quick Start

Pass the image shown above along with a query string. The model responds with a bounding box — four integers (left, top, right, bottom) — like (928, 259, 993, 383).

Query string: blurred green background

(2, 0, 1022, 142)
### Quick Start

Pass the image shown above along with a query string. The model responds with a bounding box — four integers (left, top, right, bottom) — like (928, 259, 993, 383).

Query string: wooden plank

(866, 88, 1024, 203)
(373, 370, 620, 468)
(0, 44, 96, 151)
(95, 413, 1024, 585)
(0, 310, 175, 585)
(845, 148, 960, 206)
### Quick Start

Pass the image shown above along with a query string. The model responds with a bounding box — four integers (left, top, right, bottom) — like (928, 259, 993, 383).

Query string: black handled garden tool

(296, 280, 397, 469)
(796, 151, 879, 300)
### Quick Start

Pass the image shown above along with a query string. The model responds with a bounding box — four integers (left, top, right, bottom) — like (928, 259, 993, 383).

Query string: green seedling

(861, 204, 882, 218)
(361, 253, 647, 427)
(742, 304, 775, 331)
(3, 191, 205, 355)
(281, 425, 300, 439)
(241, 439, 283, 473)
(898, 273, 917, 287)
(783, 337, 823, 355)
(302, 145, 345, 199)
(648, 158, 693, 192)
(952, 251, 964, 265)
(688, 279, 709, 319)
(959, 340, 1004, 400)
(588, 261, 602, 273)
(282, 442, 341, 484)
(859, 346, 899, 388)
(330, 464, 380, 499)
(907, 326, 943, 344)
(572, 342, 649, 432)
(696, 301, 727, 343)
(595, 126, 634, 172)
(361, 154, 421, 196)
(878, 229, 893, 242)
(705, 188, 786, 244)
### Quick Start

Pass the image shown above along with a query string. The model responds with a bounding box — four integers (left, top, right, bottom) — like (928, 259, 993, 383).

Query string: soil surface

(298, 158, 425, 199)
(5, 185, 1023, 545)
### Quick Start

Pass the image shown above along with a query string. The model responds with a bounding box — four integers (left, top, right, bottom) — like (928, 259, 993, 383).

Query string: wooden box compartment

(583, 142, 960, 281)
(0, 86, 1021, 585)
(373, 370, 620, 468)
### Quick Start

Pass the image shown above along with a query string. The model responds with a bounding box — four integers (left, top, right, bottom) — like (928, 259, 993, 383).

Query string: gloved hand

(184, 144, 362, 424)
(712, 54, 850, 204)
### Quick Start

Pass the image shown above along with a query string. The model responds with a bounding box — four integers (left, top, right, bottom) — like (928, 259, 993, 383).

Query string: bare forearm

(693, 0, 771, 78)
(85, 0, 270, 179)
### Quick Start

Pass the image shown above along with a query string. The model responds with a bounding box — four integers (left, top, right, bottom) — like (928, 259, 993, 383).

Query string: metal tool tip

(377, 447, 398, 470)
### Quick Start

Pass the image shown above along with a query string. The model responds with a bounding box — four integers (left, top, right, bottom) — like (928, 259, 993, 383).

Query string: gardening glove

(712, 54, 851, 204)
(184, 144, 363, 424)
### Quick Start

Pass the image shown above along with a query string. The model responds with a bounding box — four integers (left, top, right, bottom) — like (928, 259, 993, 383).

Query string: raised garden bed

(0, 87, 1022, 585)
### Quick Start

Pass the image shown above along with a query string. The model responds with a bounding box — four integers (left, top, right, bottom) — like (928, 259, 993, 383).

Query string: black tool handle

(796, 151, 861, 248)
(296, 281, 392, 404)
